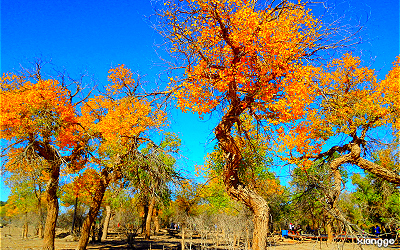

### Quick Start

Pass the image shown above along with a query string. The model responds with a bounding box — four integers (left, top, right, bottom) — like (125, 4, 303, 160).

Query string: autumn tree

(126, 134, 180, 240)
(75, 64, 171, 249)
(156, 0, 345, 248)
(287, 54, 400, 236)
(198, 115, 285, 231)
(0, 62, 87, 250)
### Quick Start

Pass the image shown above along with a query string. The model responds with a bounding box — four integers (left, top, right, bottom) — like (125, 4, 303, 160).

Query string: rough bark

(42, 163, 60, 250)
(101, 205, 112, 241)
(215, 103, 270, 250)
(144, 196, 156, 240)
(76, 170, 109, 250)
(35, 185, 44, 239)
(139, 203, 148, 234)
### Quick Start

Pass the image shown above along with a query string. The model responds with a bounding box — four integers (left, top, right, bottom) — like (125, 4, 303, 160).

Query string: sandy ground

(1, 224, 399, 250)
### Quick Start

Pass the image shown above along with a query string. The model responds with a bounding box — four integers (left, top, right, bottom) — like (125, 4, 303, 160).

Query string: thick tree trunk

(215, 103, 270, 250)
(101, 205, 112, 241)
(144, 196, 156, 240)
(326, 220, 334, 243)
(42, 164, 60, 250)
(226, 182, 270, 250)
(76, 170, 109, 250)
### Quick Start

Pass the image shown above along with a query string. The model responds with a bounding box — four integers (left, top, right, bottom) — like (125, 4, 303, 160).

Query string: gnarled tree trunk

(144, 196, 156, 240)
(101, 205, 112, 241)
(76, 170, 110, 250)
(215, 103, 270, 250)
(42, 164, 60, 250)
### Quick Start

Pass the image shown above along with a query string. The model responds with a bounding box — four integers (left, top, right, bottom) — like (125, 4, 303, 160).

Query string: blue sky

(1, 0, 399, 201)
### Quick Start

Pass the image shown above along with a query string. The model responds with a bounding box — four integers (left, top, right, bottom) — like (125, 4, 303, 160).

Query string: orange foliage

(79, 65, 167, 148)
(0, 74, 78, 149)
(62, 168, 102, 205)
(166, 0, 322, 121)
(272, 53, 400, 159)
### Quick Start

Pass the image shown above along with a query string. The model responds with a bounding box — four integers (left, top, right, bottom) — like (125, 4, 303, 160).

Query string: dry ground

(1, 224, 399, 250)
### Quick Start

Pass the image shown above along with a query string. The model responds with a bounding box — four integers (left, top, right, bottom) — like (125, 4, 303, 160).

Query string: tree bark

(145, 196, 156, 240)
(326, 219, 334, 243)
(181, 224, 185, 250)
(76, 170, 109, 250)
(215, 103, 270, 250)
(37, 203, 44, 239)
(101, 205, 112, 241)
(22, 213, 28, 239)
(42, 164, 60, 250)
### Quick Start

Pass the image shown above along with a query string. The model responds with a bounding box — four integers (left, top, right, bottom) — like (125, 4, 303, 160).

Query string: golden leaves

(0, 75, 78, 149)
(79, 65, 167, 148)
(165, 0, 324, 122)
(107, 64, 136, 95)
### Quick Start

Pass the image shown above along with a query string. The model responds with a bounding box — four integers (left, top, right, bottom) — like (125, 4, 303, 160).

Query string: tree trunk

(37, 224, 44, 239)
(37, 192, 44, 239)
(71, 196, 78, 234)
(42, 164, 60, 250)
(215, 103, 270, 250)
(76, 170, 109, 250)
(145, 196, 156, 240)
(101, 205, 112, 241)
(22, 213, 28, 239)
(226, 183, 269, 250)
(326, 220, 334, 243)
(181, 224, 185, 250)
(140, 203, 148, 234)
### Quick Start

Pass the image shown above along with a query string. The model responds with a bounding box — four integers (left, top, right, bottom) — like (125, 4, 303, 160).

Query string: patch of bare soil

(1, 225, 399, 250)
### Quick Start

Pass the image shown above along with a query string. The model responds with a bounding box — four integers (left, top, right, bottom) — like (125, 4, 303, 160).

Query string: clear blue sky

(1, 0, 399, 201)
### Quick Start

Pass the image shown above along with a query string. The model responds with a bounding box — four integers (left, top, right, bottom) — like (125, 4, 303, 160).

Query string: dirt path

(1, 225, 398, 249)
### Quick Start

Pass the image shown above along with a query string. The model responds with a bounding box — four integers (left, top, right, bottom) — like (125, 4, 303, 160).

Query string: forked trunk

(42, 164, 60, 250)
(145, 196, 156, 240)
(101, 205, 112, 241)
(76, 170, 109, 250)
(215, 103, 270, 250)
